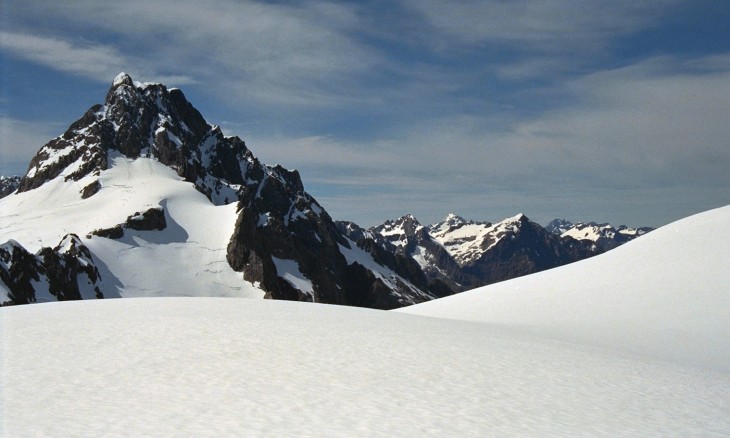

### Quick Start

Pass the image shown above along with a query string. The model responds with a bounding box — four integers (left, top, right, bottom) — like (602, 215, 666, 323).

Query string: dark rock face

(17, 73, 249, 205)
(17, 106, 108, 192)
(0, 240, 42, 305)
(80, 180, 101, 199)
(545, 218, 574, 235)
(124, 207, 166, 231)
(87, 207, 166, 240)
(458, 215, 598, 285)
(0, 175, 21, 199)
(338, 220, 458, 297)
(226, 166, 437, 309)
(89, 225, 124, 240)
(0, 235, 104, 306)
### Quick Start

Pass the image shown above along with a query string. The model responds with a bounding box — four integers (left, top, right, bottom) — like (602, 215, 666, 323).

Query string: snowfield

(2, 298, 729, 436)
(0, 155, 263, 300)
(2, 201, 728, 435)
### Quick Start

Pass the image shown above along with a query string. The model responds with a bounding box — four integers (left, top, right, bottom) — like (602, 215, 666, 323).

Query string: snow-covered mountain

(0, 73, 436, 308)
(400, 205, 730, 372)
(546, 218, 654, 251)
(0, 175, 20, 198)
(544, 217, 574, 235)
(0, 235, 103, 304)
(3, 206, 728, 435)
(359, 212, 599, 292)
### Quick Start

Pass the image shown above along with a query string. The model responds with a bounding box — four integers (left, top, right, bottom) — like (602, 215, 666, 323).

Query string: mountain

(546, 218, 654, 251)
(544, 218, 574, 235)
(361, 212, 599, 292)
(0, 73, 436, 309)
(0, 175, 20, 198)
(1, 235, 103, 305)
(3, 207, 729, 435)
(400, 205, 730, 372)
(337, 217, 458, 297)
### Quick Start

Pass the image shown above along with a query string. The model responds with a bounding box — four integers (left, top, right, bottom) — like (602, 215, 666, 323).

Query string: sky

(1, 0, 729, 228)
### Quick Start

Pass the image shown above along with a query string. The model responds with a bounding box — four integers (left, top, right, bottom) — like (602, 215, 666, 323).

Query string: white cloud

(2, 0, 382, 107)
(0, 31, 196, 86)
(246, 55, 730, 226)
(1, 1, 726, 226)
(404, 0, 681, 51)
(0, 31, 127, 80)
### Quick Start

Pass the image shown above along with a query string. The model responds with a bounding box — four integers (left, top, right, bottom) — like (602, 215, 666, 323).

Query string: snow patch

(272, 256, 314, 298)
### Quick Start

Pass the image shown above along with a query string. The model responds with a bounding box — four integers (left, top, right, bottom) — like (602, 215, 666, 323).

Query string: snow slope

(0, 154, 263, 299)
(400, 205, 730, 373)
(2, 297, 728, 436)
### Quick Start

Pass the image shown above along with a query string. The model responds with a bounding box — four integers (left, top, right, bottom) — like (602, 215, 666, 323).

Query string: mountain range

(1, 73, 651, 308)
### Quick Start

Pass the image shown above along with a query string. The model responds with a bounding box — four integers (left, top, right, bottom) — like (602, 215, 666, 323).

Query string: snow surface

(2, 204, 728, 435)
(0, 155, 263, 299)
(401, 205, 730, 373)
(561, 222, 614, 241)
(2, 297, 728, 436)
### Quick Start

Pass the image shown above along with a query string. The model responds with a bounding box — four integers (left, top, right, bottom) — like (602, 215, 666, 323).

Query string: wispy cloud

(0, 31, 127, 80)
(0, 31, 196, 86)
(1, 0, 727, 226)
(1, 0, 382, 108)
(248, 54, 730, 225)
(403, 0, 681, 50)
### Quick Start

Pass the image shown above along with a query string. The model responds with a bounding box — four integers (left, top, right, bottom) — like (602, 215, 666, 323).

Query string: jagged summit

(2, 73, 440, 309)
(0, 175, 21, 199)
(18, 72, 270, 205)
(545, 218, 574, 235)
(372, 214, 424, 246)
(112, 72, 134, 87)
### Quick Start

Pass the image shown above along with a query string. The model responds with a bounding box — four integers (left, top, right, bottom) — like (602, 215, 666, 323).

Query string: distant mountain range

(343, 212, 653, 293)
(0, 73, 651, 308)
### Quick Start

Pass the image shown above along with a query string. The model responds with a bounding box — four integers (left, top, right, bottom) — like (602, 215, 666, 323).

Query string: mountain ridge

(1, 73, 438, 308)
(1, 73, 653, 307)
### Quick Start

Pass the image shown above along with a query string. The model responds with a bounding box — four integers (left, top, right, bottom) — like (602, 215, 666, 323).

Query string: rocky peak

(17, 73, 251, 204)
(371, 214, 428, 249)
(442, 213, 466, 227)
(391, 214, 423, 234)
(545, 218, 574, 235)
(6, 72, 442, 309)
(1, 235, 104, 305)
(0, 175, 21, 199)
(112, 72, 134, 88)
(429, 213, 491, 236)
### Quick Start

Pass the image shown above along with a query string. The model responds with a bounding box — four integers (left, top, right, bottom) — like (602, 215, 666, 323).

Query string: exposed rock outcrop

(0, 175, 21, 198)
(1, 235, 103, 306)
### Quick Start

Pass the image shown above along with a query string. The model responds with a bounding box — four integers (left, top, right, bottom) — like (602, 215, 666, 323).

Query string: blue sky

(1, 0, 729, 227)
